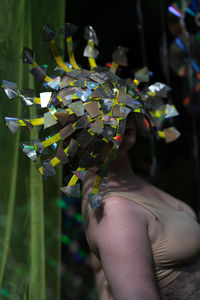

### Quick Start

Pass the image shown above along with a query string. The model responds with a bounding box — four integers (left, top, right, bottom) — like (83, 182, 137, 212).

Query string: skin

(82, 114, 178, 300)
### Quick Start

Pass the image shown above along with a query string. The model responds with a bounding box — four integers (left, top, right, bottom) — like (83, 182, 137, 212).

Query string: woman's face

(119, 113, 136, 153)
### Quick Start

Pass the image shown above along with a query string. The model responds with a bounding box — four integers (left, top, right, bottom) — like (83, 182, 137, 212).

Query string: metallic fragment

(23, 47, 35, 64)
(44, 112, 57, 129)
(99, 99, 114, 114)
(84, 25, 99, 45)
(73, 170, 87, 181)
(86, 81, 99, 90)
(22, 144, 37, 162)
(102, 115, 117, 126)
(83, 44, 99, 58)
(76, 88, 92, 101)
(103, 80, 117, 97)
(27, 150, 37, 161)
(118, 90, 141, 109)
(73, 79, 85, 88)
(107, 72, 120, 82)
(89, 72, 106, 84)
(75, 69, 91, 79)
(20, 89, 35, 106)
(76, 129, 94, 148)
(47, 76, 61, 90)
(40, 92, 52, 108)
(59, 87, 77, 106)
(88, 193, 103, 209)
(59, 76, 71, 89)
(60, 123, 74, 140)
(67, 69, 81, 79)
(84, 101, 101, 118)
(151, 104, 179, 119)
(111, 47, 128, 66)
(67, 139, 79, 157)
(55, 110, 69, 126)
(5, 117, 19, 134)
(101, 126, 116, 140)
(148, 82, 168, 98)
(164, 104, 179, 118)
(56, 146, 69, 164)
(163, 127, 181, 143)
(118, 118, 126, 134)
(64, 23, 78, 37)
(134, 67, 150, 83)
(90, 118, 104, 133)
(30, 66, 46, 82)
(115, 78, 127, 90)
(33, 140, 44, 152)
(112, 105, 131, 117)
(61, 183, 80, 198)
(68, 101, 84, 117)
(91, 86, 109, 98)
(48, 94, 60, 107)
(43, 24, 55, 42)
(43, 160, 56, 177)
(75, 115, 89, 129)
(2, 80, 18, 99)
(112, 135, 122, 149)
(21, 144, 34, 154)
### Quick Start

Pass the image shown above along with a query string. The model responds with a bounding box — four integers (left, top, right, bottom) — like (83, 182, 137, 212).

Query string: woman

(5, 22, 200, 300)
(82, 113, 200, 300)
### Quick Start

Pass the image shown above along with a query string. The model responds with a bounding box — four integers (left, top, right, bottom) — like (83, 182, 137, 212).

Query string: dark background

(61, 1, 200, 299)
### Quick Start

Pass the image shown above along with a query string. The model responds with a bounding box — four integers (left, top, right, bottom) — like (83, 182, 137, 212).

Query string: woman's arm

(90, 253, 113, 300)
(87, 196, 161, 300)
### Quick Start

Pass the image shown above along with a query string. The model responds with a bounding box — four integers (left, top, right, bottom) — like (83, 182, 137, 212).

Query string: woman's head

(4, 24, 180, 209)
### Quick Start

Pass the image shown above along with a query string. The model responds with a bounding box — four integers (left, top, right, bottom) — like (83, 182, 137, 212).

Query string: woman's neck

(98, 153, 152, 196)
(102, 153, 139, 189)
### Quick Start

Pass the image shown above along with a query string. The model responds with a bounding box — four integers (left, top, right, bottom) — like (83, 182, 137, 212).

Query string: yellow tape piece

(49, 40, 71, 72)
(66, 36, 80, 69)
(34, 97, 41, 104)
(32, 61, 38, 68)
(44, 75, 53, 83)
(92, 175, 102, 194)
(51, 156, 61, 167)
(41, 132, 61, 148)
(89, 57, 97, 69)
(88, 41, 97, 69)
(17, 118, 44, 126)
(67, 174, 79, 186)
(147, 90, 156, 97)
(133, 79, 140, 86)
(110, 62, 118, 74)
(67, 167, 86, 187)
(102, 137, 108, 143)
(133, 108, 141, 113)
(158, 131, 165, 138)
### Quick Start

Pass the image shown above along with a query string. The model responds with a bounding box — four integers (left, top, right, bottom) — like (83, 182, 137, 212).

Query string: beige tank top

(101, 190, 200, 288)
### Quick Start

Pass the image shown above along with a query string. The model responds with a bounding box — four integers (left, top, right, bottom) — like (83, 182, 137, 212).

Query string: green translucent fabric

(0, 1, 65, 299)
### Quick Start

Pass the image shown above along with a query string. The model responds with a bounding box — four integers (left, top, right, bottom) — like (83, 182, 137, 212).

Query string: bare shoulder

(86, 194, 153, 254)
